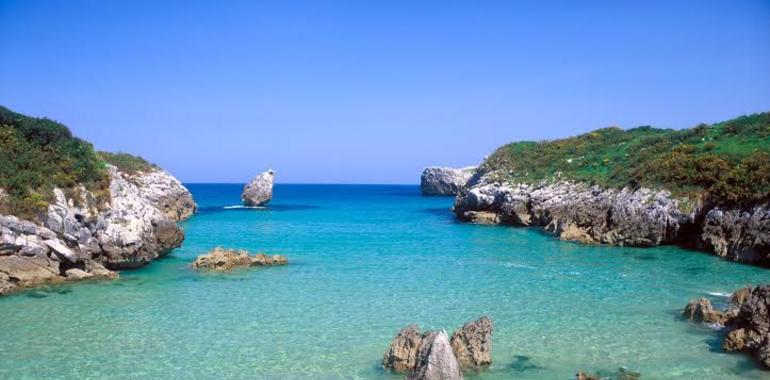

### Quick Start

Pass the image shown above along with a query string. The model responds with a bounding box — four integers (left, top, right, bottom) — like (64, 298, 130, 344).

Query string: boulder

(450, 316, 493, 367)
(682, 298, 726, 324)
(191, 247, 288, 271)
(421, 167, 476, 196)
(408, 331, 463, 380)
(383, 324, 423, 371)
(242, 170, 275, 206)
(722, 285, 770, 368)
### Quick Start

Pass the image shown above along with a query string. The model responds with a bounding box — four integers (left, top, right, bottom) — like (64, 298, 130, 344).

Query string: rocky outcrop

(421, 167, 476, 196)
(449, 316, 493, 368)
(133, 169, 197, 221)
(682, 285, 770, 369)
(455, 182, 694, 247)
(242, 169, 275, 206)
(722, 285, 770, 368)
(191, 247, 287, 271)
(682, 298, 727, 324)
(699, 206, 770, 266)
(408, 331, 463, 380)
(0, 165, 195, 295)
(454, 175, 770, 266)
(383, 316, 491, 378)
(383, 325, 423, 372)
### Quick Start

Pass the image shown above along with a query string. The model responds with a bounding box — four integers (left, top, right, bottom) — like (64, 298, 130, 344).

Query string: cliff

(0, 107, 196, 295)
(421, 167, 476, 196)
(454, 112, 770, 267)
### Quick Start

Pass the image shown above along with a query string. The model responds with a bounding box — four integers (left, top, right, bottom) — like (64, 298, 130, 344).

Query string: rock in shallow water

(408, 331, 463, 380)
(242, 170, 275, 206)
(450, 316, 493, 368)
(682, 298, 726, 324)
(383, 316, 491, 379)
(191, 247, 287, 271)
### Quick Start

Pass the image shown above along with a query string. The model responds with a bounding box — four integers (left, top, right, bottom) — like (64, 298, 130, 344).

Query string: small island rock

(242, 170, 275, 206)
(682, 298, 726, 324)
(192, 247, 287, 271)
(383, 324, 423, 372)
(421, 167, 476, 196)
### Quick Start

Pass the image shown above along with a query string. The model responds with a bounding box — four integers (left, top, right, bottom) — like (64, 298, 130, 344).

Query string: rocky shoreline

(0, 165, 196, 295)
(452, 171, 769, 267)
(420, 167, 476, 196)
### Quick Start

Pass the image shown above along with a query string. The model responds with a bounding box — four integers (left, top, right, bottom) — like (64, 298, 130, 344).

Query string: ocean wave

(706, 291, 731, 298)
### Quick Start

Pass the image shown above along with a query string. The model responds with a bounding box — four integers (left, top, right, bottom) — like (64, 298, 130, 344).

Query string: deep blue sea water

(1, 184, 769, 379)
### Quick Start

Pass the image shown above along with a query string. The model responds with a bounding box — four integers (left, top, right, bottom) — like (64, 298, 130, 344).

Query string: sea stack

(242, 169, 275, 206)
(420, 166, 476, 196)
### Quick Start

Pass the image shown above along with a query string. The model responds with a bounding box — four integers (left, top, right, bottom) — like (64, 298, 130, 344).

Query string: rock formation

(242, 169, 275, 206)
(682, 298, 727, 324)
(449, 316, 493, 368)
(453, 174, 770, 267)
(682, 285, 770, 369)
(383, 325, 423, 372)
(421, 167, 476, 196)
(407, 331, 463, 380)
(191, 247, 287, 271)
(383, 316, 491, 379)
(0, 165, 195, 295)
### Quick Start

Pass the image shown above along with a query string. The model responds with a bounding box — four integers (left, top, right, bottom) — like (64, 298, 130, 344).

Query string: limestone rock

(408, 331, 463, 380)
(450, 316, 493, 368)
(242, 170, 275, 206)
(699, 206, 770, 267)
(383, 324, 423, 371)
(722, 285, 770, 368)
(191, 247, 288, 271)
(682, 298, 726, 324)
(421, 167, 476, 196)
(132, 168, 197, 221)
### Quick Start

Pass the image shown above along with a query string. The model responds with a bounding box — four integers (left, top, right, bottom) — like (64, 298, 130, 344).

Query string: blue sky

(1, 1, 769, 183)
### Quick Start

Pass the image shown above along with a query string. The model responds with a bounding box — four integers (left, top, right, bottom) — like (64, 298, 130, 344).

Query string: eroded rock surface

(449, 316, 493, 368)
(682, 298, 726, 324)
(191, 247, 287, 271)
(383, 316, 492, 378)
(408, 331, 463, 380)
(0, 165, 194, 295)
(454, 173, 770, 266)
(242, 169, 275, 206)
(421, 167, 476, 196)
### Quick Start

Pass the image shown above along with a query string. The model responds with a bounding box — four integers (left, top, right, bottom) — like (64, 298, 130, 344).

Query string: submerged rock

(421, 167, 476, 196)
(450, 316, 493, 368)
(191, 247, 287, 271)
(408, 331, 463, 380)
(242, 169, 275, 206)
(576, 368, 640, 380)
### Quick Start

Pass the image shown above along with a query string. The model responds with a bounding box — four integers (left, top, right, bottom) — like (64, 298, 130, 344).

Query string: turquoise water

(1, 184, 769, 379)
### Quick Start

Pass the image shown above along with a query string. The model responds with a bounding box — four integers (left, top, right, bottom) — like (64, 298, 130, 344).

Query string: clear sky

(1, 1, 769, 184)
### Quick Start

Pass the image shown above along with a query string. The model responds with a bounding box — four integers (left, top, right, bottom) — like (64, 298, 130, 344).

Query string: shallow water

(1, 184, 768, 379)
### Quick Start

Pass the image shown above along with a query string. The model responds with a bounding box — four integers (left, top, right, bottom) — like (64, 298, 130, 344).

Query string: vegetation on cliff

(0, 106, 156, 220)
(481, 112, 770, 206)
(98, 151, 157, 175)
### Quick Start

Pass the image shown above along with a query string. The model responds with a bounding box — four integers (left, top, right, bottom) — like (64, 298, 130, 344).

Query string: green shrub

(98, 151, 157, 174)
(483, 112, 770, 206)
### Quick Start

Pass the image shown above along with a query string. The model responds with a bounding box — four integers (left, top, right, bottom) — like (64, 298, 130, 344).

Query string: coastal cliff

(0, 107, 196, 295)
(454, 112, 770, 266)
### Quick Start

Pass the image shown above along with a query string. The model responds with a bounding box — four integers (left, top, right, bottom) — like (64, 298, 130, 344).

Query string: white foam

(706, 291, 731, 298)
(223, 205, 265, 210)
(502, 263, 536, 270)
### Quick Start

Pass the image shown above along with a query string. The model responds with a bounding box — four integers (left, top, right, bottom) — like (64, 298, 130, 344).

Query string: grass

(98, 151, 157, 175)
(481, 112, 770, 206)
(0, 106, 157, 220)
